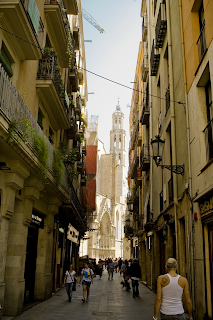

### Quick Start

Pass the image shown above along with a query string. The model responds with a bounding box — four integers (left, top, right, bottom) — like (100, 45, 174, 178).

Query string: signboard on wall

(67, 223, 79, 244)
(31, 211, 44, 229)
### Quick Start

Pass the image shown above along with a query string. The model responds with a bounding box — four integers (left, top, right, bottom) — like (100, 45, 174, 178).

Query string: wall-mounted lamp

(0, 162, 11, 170)
(127, 199, 133, 212)
(151, 135, 184, 175)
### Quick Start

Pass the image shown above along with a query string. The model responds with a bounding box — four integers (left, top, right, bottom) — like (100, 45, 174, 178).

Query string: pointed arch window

(114, 136, 116, 148)
(115, 119, 117, 129)
(119, 136, 121, 148)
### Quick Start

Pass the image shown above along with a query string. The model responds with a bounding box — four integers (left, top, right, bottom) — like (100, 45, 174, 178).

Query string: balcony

(197, 20, 207, 64)
(140, 144, 150, 171)
(44, 0, 69, 67)
(69, 66, 79, 92)
(142, 55, 149, 82)
(129, 152, 139, 179)
(36, 50, 70, 130)
(78, 68, 84, 85)
(150, 40, 160, 76)
(0, 63, 70, 190)
(73, 16, 80, 50)
(155, 3, 167, 48)
(75, 95, 82, 116)
(60, 181, 87, 234)
(0, 0, 43, 60)
(142, 16, 148, 42)
(140, 93, 150, 125)
(63, 0, 78, 14)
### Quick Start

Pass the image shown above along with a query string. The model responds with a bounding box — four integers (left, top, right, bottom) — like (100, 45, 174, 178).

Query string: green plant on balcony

(8, 117, 36, 144)
(77, 133, 84, 143)
(33, 134, 49, 181)
(59, 141, 67, 156)
(53, 149, 63, 186)
(63, 148, 79, 181)
(38, 48, 68, 108)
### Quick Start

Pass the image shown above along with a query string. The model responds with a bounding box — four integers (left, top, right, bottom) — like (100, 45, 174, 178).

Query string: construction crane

(82, 8, 105, 34)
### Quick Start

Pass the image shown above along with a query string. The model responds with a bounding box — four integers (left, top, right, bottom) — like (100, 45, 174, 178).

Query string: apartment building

(180, 0, 213, 318)
(126, 0, 213, 319)
(0, 0, 88, 316)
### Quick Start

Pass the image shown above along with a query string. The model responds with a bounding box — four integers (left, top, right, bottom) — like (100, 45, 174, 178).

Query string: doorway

(24, 227, 38, 301)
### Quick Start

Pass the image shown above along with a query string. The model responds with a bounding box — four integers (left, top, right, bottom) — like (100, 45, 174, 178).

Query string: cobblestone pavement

(8, 269, 157, 320)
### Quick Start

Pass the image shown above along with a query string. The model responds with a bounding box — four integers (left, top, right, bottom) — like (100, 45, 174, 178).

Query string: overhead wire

(0, 25, 185, 106)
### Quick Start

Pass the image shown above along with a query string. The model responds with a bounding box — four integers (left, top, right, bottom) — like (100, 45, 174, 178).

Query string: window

(119, 136, 121, 148)
(0, 43, 13, 78)
(160, 190, 163, 212)
(114, 136, 116, 148)
(204, 80, 213, 161)
(37, 108, 44, 129)
(115, 120, 117, 129)
(119, 120, 121, 129)
(197, 1, 206, 63)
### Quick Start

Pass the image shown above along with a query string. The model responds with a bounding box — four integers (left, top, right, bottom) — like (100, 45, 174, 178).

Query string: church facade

(81, 103, 129, 260)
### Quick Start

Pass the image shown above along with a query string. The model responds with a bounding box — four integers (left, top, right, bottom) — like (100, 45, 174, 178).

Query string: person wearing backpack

(64, 264, 78, 302)
(80, 262, 94, 302)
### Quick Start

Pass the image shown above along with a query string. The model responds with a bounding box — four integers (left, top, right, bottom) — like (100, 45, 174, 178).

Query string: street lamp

(151, 135, 184, 175)
(127, 199, 133, 212)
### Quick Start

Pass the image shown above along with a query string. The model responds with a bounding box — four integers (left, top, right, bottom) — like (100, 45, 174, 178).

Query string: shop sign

(67, 223, 79, 244)
(199, 196, 213, 215)
(31, 212, 44, 228)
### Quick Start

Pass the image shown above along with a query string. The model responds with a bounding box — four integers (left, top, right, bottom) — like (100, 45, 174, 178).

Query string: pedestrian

(130, 258, 141, 298)
(97, 259, 103, 278)
(123, 260, 131, 291)
(80, 262, 94, 302)
(154, 258, 193, 320)
(108, 259, 115, 280)
(118, 258, 123, 275)
(64, 264, 78, 302)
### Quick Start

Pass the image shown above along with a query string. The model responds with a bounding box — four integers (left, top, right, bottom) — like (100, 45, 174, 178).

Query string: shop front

(24, 211, 44, 302)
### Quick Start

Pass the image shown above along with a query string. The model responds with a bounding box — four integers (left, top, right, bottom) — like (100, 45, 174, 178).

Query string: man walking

(130, 258, 141, 298)
(154, 258, 193, 320)
(107, 259, 115, 280)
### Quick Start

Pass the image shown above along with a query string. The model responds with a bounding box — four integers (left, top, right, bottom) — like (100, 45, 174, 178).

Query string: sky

(81, 0, 142, 187)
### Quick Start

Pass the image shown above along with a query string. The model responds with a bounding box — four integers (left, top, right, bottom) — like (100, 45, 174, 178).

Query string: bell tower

(110, 99, 126, 203)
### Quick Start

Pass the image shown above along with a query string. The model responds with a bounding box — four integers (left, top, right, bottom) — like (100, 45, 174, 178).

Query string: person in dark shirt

(129, 258, 141, 298)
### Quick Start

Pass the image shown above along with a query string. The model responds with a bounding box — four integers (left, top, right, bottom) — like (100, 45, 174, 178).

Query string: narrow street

(7, 269, 156, 320)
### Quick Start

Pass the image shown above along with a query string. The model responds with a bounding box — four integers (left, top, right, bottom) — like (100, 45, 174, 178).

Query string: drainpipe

(0, 304, 2, 320)
(147, 0, 153, 288)
(166, 0, 179, 262)
(179, 0, 195, 314)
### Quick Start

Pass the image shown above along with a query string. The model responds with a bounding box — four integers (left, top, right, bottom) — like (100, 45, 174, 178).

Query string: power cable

(0, 25, 185, 106)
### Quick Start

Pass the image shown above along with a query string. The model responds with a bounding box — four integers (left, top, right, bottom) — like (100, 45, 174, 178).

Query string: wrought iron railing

(0, 63, 70, 189)
(203, 118, 213, 162)
(150, 40, 160, 76)
(155, 3, 167, 48)
(69, 181, 85, 220)
(21, 0, 44, 48)
(37, 51, 69, 115)
(197, 20, 207, 63)
(142, 15, 148, 42)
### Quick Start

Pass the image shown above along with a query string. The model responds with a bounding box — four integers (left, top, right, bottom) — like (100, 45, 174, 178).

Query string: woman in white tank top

(153, 258, 193, 320)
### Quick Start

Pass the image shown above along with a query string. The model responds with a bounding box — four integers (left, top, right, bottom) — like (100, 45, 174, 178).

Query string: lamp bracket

(159, 164, 184, 175)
